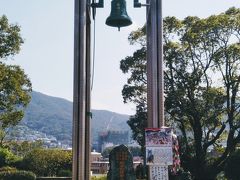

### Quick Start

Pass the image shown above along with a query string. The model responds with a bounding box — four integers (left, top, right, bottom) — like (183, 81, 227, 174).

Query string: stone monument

(107, 144, 136, 180)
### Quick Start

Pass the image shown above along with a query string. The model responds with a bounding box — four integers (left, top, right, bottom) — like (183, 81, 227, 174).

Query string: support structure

(146, 0, 164, 128)
(72, 0, 164, 179)
(72, 0, 91, 179)
(146, 0, 166, 179)
(85, 3, 92, 180)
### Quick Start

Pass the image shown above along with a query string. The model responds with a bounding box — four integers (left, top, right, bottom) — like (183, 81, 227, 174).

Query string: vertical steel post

(146, 0, 165, 179)
(73, 0, 87, 179)
(146, 0, 164, 128)
(156, 0, 164, 128)
(85, 3, 92, 180)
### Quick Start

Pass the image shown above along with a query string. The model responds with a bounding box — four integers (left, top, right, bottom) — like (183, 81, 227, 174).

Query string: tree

(8, 140, 43, 157)
(22, 149, 72, 177)
(120, 44, 147, 149)
(0, 147, 21, 168)
(0, 15, 32, 146)
(224, 149, 240, 180)
(120, 7, 240, 179)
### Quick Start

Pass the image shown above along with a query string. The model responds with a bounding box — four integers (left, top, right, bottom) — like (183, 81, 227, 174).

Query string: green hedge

(57, 169, 72, 177)
(0, 170, 36, 180)
(0, 166, 17, 172)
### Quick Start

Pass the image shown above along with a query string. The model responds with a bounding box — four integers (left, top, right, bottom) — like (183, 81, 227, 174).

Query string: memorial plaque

(107, 144, 136, 180)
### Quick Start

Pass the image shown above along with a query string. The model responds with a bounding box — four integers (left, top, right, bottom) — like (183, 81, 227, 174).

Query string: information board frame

(145, 127, 173, 166)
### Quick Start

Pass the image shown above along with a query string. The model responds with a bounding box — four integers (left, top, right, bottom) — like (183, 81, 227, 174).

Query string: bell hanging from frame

(105, 0, 132, 31)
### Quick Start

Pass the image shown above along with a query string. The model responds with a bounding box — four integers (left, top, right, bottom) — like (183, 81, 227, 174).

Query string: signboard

(145, 127, 173, 165)
(149, 165, 169, 180)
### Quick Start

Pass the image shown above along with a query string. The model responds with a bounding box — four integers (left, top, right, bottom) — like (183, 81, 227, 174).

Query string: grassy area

(91, 175, 107, 180)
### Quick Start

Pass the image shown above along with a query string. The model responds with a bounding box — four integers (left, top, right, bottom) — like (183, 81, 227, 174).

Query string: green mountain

(20, 91, 130, 144)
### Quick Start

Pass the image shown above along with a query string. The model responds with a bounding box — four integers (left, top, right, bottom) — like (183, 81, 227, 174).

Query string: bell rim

(105, 17, 132, 27)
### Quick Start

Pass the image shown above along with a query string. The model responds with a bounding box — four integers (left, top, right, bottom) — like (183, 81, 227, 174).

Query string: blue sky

(0, 0, 239, 115)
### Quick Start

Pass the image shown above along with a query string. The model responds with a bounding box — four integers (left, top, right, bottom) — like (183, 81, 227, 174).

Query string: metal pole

(146, 0, 166, 179)
(73, 0, 87, 179)
(156, 0, 164, 128)
(85, 3, 92, 179)
(146, 0, 164, 128)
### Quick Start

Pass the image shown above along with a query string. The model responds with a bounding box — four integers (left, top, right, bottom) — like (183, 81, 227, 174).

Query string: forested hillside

(19, 91, 130, 143)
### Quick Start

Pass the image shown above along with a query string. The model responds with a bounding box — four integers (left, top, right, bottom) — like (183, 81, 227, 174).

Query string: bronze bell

(106, 0, 132, 31)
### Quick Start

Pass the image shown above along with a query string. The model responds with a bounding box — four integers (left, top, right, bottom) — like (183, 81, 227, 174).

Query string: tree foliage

(0, 15, 23, 59)
(21, 149, 72, 177)
(8, 140, 43, 157)
(120, 7, 240, 179)
(0, 148, 22, 168)
(0, 15, 32, 145)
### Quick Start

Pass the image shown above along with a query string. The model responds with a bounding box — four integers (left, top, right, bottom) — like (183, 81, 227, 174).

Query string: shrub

(57, 169, 72, 177)
(0, 170, 36, 180)
(224, 149, 240, 180)
(21, 148, 72, 176)
(0, 148, 22, 167)
(0, 166, 17, 172)
(169, 168, 192, 180)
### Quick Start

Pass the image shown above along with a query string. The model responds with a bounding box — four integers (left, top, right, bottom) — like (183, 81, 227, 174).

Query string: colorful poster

(145, 127, 173, 165)
(145, 128, 172, 146)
